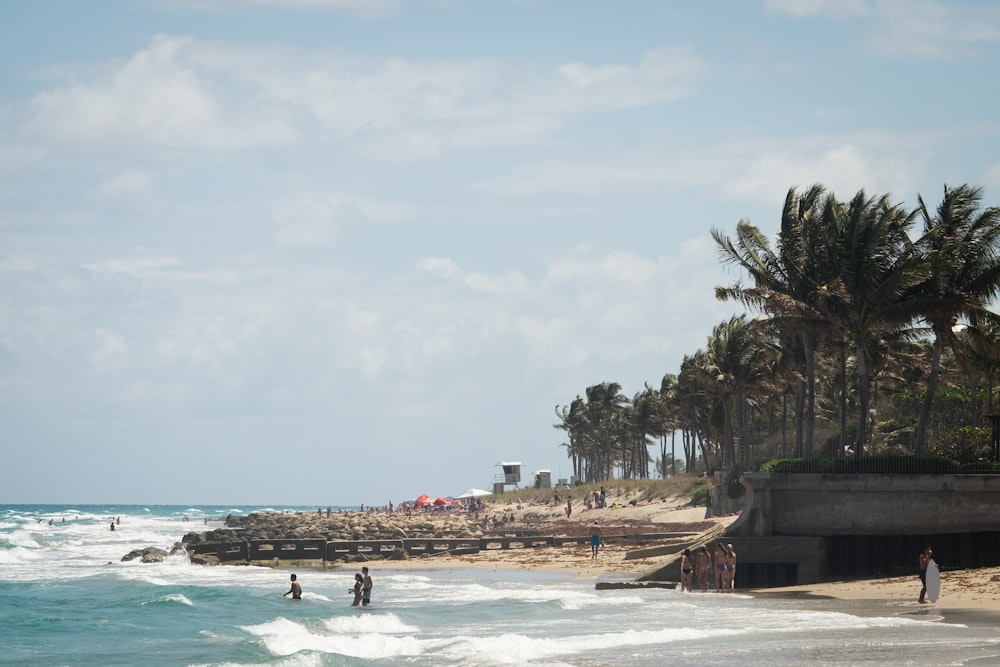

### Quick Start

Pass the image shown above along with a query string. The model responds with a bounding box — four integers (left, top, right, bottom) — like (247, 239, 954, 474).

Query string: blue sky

(2, 0, 999, 506)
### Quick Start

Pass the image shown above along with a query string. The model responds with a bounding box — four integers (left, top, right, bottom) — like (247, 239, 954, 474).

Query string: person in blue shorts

(590, 520, 604, 559)
(361, 566, 373, 606)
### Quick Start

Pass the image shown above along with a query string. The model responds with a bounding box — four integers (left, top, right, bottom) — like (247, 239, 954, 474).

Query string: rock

(121, 546, 168, 563)
(190, 553, 220, 566)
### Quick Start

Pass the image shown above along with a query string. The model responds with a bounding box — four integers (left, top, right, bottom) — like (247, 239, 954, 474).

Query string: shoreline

(357, 555, 1000, 627)
(745, 568, 1000, 616)
(189, 493, 1000, 618)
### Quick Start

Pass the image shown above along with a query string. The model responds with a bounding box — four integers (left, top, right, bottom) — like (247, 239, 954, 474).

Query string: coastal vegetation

(512, 476, 709, 507)
(555, 183, 1000, 483)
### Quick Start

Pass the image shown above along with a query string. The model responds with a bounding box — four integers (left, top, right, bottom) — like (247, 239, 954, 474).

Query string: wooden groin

(185, 531, 694, 564)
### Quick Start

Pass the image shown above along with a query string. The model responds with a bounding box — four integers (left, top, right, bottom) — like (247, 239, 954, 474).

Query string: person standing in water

(696, 546, 712, 592)
(680, 549, 694, 592)
(283, 573, 302, 600)
(349, 573, 363, 607)
(361, 566, 373, 606)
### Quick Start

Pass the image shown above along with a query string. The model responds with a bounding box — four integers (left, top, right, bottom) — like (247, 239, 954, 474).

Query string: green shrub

(758, 455, 962, 474)
(689, 484, 711, 507)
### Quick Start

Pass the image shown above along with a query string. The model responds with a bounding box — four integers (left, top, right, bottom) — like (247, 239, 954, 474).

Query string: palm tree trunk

(855, 341, 870, 459)
(794, 380, 805, 458)
(803, 335, 817, 459)
(839, 341, 847, 457)
(782, 391, 788, 456)
(914, 333, 945, 455)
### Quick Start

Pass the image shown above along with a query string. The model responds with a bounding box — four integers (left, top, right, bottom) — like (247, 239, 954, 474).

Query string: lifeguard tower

(493, 461, 522, 496)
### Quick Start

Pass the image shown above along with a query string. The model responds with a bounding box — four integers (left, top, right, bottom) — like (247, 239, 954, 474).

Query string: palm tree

(554, 397, 588, 482)
(713, 184, 830, 458)
(626, 388, 660, 478)
(911, 185, 1000, 453)
(818, 189, 923, 456)
(651, 374, 680, 476)
(959, 309, 1000, 418)
(704, 314, 775, 469)
(676, 350, 717, 471)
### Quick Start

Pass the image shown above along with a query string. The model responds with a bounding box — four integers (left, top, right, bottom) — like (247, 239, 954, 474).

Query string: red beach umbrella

(414, 494, 432, 506)
(433, 497, 450, 506)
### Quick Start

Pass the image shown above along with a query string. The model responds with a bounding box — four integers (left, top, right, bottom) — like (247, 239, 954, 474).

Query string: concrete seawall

(732, 472, 1000, 537)
(640, 473, 1000, 588)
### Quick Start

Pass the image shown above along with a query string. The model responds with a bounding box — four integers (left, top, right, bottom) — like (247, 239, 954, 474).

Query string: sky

(2, 0, 1000, 506)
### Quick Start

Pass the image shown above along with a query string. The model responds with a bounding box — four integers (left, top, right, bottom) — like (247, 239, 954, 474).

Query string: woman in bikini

(349, 573, 363, 607)
(696, 546, 712, 592)
(680, 549, 693, 592)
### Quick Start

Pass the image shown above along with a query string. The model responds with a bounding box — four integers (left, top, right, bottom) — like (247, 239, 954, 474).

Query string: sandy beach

(360, 494, 1000, 616)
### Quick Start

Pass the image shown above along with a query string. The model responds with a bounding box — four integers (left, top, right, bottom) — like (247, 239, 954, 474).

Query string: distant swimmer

(110, 521, 115, 531)
(283, 573, 302, 600)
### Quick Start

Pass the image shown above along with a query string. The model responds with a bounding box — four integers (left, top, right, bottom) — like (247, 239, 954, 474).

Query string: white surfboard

(926, 558, 940, 603)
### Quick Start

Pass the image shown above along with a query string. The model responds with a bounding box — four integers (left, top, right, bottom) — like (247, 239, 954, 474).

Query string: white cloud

(25, 35, 299, 153)
(154, 0, 402, 18)
(417, 257, 530, 294)
(724, 135, 929, 206)
(93, 327, 129, 370)
(15, 38, 701, 163)
(273, 197, 349, 248)
(93, 170, 160, 211)
(766, 0, 1000, 58)
(764, 0, 871, 18)
(81, 254, 244, 285)
(985, 162, 1000, 189)
(871, 0, 1000, 58)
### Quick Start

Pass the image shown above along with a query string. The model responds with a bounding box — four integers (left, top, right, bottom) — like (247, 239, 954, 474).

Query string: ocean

(2, 504, 999, 667)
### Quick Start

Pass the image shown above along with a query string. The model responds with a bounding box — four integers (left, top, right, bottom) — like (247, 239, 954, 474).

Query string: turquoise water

(3, 504, 1000, 666)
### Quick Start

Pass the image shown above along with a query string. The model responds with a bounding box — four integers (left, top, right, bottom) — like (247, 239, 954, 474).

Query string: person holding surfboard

(918, 545, 933, 603)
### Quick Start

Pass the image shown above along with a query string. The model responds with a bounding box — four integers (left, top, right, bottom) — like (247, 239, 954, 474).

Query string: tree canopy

(555, 183, 1000, 482)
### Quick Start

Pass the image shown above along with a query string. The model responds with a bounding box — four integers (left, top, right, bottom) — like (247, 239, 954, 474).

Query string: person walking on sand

(361, 566, 373, 606)
(283, 573, 302, 600)
(680, 549, 694, 592)
(565, 496, 572, 518)
(589, 520, 604, 559)
(918, 545, 933, 603)
(349, 573, 363, 607)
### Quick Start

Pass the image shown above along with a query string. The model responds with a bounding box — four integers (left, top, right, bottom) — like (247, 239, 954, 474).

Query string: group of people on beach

(679, 542, 737, 592)
(282, 567, 374, 607)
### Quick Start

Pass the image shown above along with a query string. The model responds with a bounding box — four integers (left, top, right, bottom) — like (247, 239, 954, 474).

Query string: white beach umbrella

(454, 488, 493, 499)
